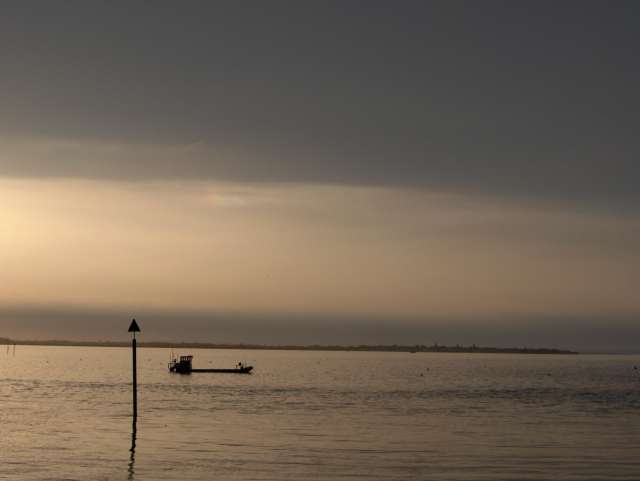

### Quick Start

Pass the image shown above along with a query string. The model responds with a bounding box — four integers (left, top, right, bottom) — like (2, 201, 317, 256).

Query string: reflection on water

(128, 417, 137, 481)
(1, 347, 640, 480)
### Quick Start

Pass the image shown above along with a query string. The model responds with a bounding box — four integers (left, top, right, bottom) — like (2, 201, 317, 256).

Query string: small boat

(168, 355, 253, 374)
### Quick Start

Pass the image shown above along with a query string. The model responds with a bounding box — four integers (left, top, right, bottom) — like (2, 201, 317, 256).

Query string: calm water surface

(1, 346, 639, 480)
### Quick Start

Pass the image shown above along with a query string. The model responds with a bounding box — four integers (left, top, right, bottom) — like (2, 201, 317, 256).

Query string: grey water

(1, 346, 639, 481)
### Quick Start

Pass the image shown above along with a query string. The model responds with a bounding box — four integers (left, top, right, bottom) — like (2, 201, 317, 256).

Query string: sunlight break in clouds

(1, 178, 638, 328)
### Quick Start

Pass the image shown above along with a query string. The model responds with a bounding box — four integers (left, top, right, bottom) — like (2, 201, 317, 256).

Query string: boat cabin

(169, 355, 193, 373)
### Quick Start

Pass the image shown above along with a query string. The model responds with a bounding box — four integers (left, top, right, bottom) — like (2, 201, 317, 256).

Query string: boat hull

(169, 364, 253, 374)
(191, 367, 253, 374)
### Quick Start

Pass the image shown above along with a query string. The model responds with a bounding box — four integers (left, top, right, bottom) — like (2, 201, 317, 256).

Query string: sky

(1, 2, 639, 351)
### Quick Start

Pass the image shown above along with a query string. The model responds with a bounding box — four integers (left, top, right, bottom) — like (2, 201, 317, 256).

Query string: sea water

(1, 346, 639, 480)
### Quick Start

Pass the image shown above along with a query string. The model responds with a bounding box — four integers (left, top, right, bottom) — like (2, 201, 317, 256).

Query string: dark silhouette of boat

(168, 355, 253, 374)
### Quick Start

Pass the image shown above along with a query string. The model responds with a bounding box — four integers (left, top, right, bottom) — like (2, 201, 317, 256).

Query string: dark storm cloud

(1, 2, 639, 207)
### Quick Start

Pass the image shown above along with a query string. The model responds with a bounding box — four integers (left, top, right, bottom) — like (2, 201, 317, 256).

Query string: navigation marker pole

(128, 318, 141, 419)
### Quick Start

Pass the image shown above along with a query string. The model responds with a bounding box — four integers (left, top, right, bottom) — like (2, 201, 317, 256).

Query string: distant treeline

(6, 339, 578, 354)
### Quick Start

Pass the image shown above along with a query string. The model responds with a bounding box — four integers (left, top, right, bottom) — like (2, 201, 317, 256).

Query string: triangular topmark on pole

(128, 319, 141, 333)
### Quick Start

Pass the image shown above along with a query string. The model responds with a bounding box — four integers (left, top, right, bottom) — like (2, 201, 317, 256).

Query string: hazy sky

(1, 2, 639, 350)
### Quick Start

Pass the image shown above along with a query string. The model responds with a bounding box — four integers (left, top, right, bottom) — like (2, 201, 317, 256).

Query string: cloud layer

(1, 3, 639, 208)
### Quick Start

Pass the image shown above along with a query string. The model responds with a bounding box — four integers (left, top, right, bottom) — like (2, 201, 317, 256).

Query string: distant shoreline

(2, 339, 578, 354)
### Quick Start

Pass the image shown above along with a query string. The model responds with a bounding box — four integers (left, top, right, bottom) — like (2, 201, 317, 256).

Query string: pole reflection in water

(128, 417, 137, 480)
